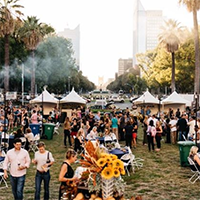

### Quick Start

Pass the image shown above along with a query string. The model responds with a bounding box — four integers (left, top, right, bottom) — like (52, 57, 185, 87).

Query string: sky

(19, 0, 196, 85)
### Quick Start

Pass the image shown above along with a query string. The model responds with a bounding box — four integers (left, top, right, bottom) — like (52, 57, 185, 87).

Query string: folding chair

(0, 133, 9, 153)
(126, 147, 144, 169)
(182, 134, 187, 141)
(110, 133, 118, 143)
(0, 161, 8, 188)
(53, 122, 60, 135)
(19, 137, 27, 149)
(120, 153, 135, 176)
(187, 156, 200, 184)
(29, 134, 40, 153)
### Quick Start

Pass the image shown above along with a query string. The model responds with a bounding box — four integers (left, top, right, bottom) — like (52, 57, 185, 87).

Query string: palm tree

(158, 19, 185, 92)
(179, 0, 200, 95)
(19, 16, 54, 97)
(0, 0, 23, 92)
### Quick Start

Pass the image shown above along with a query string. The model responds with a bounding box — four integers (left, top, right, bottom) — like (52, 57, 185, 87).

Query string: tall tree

(0, 0, 23, 92)
(19, 16, 54, 97)
(179, 0, 200, 95)
(158, 19, 185, 92)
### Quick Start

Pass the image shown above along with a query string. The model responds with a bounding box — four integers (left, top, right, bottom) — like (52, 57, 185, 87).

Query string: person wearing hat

(32, 142, 55, 200)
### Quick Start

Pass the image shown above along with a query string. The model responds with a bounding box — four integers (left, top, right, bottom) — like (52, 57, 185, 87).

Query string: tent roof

(30, 88, 58, 104)
(133, 90, 159, 105)
(162, 91, 190, 105)
(60, 88, 86, 104)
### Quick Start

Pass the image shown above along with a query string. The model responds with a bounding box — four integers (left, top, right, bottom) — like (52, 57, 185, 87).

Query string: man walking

(3, 138, 31, 200)
(169, 116, 178, 144)
(177, 114, 188, 141)
(32, 142, 54, 200)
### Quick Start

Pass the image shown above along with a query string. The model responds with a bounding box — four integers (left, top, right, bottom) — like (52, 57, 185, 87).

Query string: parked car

(108, 96, 124, 103)
(95, 99, 108, 107)
(89, 99, 112, 110)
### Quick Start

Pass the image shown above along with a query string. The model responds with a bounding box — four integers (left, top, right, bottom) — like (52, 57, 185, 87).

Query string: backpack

(151, 126, 156, 137)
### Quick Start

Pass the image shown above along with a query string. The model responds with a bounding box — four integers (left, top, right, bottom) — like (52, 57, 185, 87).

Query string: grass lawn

(0, 124, 199, 200)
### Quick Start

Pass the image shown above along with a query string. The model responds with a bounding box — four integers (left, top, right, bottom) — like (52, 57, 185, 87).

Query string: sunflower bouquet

(79, 141, 126, 198)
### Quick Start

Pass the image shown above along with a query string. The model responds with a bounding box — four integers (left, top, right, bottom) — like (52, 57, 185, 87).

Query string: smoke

(0, 35, 77, 93)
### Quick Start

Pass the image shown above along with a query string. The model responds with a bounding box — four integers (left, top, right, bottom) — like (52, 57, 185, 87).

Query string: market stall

(132, 90, 160, 114)
(161, 91, 190, 113)
(60, 88, 86, 118)
(29, 87, 58, 115)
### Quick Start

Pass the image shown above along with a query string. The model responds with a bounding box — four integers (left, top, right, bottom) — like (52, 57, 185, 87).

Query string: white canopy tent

(161, 91, 190, 113)
(132, 91, 160, 115)
(29, 87, 58, 115)
(133, 90, 159, 105)
(162, 91, 190, 105)
(60, 88, 86, 118)
(30, 89, 59, 104)
(60, 88, 86, 105)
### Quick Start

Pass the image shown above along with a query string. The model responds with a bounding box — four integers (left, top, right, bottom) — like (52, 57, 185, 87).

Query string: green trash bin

(43, 123, 55, 140)
(178, 141, 195, 167)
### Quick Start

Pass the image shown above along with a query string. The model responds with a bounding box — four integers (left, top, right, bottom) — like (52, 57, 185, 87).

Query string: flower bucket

(101, 177, 114, 200)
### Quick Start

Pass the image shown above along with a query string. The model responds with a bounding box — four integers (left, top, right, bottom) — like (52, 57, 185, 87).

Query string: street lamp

(194, 93, 199, 146)
(100, 85, 103, 109)
(21, 63, 24, 106)
(68, 76, 71, 93)
(125, 83, 134, 95)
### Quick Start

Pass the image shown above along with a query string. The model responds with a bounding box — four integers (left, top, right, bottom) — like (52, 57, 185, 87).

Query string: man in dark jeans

(32, 142, 54, 200)
(3, 138, 31, 200)
(177, 114, 188, 141)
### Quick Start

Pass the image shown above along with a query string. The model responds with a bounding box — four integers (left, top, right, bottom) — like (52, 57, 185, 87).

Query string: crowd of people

(0, 102, 200, 199)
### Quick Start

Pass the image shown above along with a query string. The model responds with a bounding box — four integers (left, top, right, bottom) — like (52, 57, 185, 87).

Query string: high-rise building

(118, 58, 133, 76)
(146, 10, 163, 50)
(133, 0, 163, 66)
(57, 25, 80, 69)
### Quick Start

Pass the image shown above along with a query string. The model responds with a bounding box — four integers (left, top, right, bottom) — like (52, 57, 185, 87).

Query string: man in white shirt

(147, 114, 158, 126)
(3, 138, 31, 200)
(169, 116, 178, 144)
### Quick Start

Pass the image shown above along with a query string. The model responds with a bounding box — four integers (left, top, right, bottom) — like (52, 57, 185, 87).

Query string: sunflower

(100, 153, 110, 158)
(113, 169, 120, 178)
(101, 167, 114, 179)
(113, 159, 124, 170)
(120, 168, 126, 175)
(107, 162, 114, 168)
(97, 158, 107, 167)
(110, 154, 118, 160)
(105, 156, 112, 163)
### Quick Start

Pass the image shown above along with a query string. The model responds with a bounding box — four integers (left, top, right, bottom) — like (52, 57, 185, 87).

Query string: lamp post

(68, 76, 71, 93)
(157, 95, 162, 120)
(135, 75, 139, 96)
(125, 83, 134, 95)
(100, 85, 103, 109)
(194, 93, 199, 146)
(21, 63, 24, 106)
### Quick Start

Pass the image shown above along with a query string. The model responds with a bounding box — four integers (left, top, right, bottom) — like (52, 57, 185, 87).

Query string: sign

(6, 92, 17, 100)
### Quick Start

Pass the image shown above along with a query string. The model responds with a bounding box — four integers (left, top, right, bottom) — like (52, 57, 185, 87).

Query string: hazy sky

(20, 0, 196, 85)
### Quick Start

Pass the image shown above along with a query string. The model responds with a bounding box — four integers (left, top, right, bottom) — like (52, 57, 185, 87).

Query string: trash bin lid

(43, 123, 55, 126)
(177, 141, 195, 146)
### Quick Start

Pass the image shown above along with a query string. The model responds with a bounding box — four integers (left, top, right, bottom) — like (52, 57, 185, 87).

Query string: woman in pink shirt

(31, 110, 38, 124)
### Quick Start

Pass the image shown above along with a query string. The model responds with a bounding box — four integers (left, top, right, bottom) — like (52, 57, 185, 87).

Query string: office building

(118, 58, 133, 76)
(133, 0, 163, 66)
(57, 25, 80, 69)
